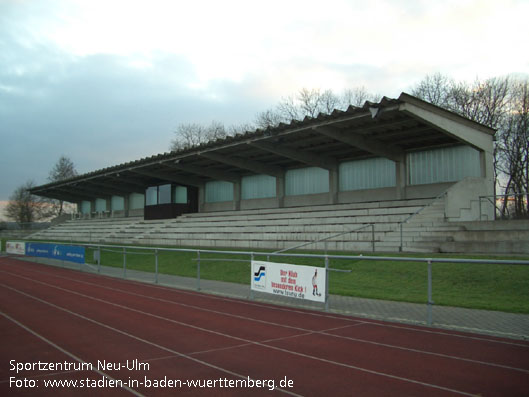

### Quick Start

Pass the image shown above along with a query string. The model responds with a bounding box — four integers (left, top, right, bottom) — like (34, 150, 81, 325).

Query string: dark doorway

(144, 185, 199, 220)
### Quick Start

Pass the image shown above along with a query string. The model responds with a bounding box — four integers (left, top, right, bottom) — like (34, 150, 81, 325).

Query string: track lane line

(4, 257, 527, 347)
(0, 279, 481, 396)
(0, 311, 145, 397)
(2, 267, 527, 375)
(0, 283, 303, 397)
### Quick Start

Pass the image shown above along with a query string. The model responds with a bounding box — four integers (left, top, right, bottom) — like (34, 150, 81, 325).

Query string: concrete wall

(202, 181, 462, 213)
(445, 177, 493, 221)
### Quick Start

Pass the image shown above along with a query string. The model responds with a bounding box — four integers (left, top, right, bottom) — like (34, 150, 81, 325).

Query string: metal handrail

(273, 223, 376, 255)
(479, 192, 529, 221)
(10, 239, 529, 326)
(10, 240, 529, 265)
(397, 190, 448, 252)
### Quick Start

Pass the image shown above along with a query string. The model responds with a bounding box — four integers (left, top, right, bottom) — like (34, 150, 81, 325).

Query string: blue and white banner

(251, 260, 326, 303)
(25, 243, 85, 264)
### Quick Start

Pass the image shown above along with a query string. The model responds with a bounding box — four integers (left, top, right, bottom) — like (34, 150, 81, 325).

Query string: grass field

(2, 237, 529, 314)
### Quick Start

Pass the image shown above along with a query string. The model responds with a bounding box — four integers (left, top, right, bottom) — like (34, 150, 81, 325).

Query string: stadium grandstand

(29, 93, 527, 253)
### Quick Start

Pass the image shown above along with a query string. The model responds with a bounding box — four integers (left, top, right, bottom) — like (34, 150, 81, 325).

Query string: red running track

(1, 257, 528, 396)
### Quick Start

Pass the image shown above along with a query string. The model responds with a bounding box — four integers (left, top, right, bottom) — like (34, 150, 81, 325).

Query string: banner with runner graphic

(251, 260, 326, 303)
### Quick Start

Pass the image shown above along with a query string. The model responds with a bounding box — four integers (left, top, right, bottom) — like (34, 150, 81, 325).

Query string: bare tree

(412, 74, 510, 129)
(495, 79, 529, 218)
(276, 94, 302, 121)
(255, 87, 379, 129)
(340, 87, 380, 108)
(298, 88, 329, 117)
(4, 181, 46, 228)
(169, 87, 380, 150)
(49, 155, 77, 182)
(412, 73, 529, 218)
(170, 121, 230, 151)
(47, 155, 78, 217)
(411, 73, 454, 108)
(450, 77, 510, 129)
(226, 122, 255, 136)
(254, 109, 284, 130)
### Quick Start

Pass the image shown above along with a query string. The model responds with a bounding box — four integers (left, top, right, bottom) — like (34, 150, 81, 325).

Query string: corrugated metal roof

(29, 93, 494, 201)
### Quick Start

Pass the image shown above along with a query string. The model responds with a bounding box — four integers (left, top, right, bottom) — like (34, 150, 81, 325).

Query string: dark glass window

(158, 184, 172, 204)
(145, 186, 158, 206)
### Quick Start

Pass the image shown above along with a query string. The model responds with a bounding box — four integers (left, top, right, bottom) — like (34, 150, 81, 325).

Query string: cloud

(1, 0, 528, 203)
(0, 43, 270, 200)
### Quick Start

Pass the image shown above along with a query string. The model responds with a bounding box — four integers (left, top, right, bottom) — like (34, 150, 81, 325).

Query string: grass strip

(3, 238, 529, 314)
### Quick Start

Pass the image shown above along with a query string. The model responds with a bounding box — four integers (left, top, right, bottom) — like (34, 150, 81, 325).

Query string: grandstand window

(205, 181, 234, 202)
(145, 186, 158, 206)
(111, 196, 124, 211)
(129, 193, 144, 209)
(158, 184, 172, 204)
(173, 186, 187, 204)
(81, 200, 91, 214)
(95, 198, 106, 212)
(242, 174, 276, 200)
(286, 167, 329, 196)
(408, 145, 481, 185)
(339, 157, 396, 191)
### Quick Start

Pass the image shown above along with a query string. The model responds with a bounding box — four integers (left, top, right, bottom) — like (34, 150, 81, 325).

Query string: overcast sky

(1, 0, 528, 217)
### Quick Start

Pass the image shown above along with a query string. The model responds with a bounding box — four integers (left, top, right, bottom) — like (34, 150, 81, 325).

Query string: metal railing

(273, 223, 376, 255)
(397, 191, 448, 252)
(9, 240, 529, 328)
(479, 193, 529, 221)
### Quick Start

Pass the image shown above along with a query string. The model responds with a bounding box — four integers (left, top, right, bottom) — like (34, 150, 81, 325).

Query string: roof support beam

(60, 184, 120, 198)
(130, 168, 204, 187)
(313, 126, 405, 163)
(199, 152, 284, 177)
(107, 174, 149, 188)
(53, 187, 100, 200)
(164, 162, 240, 183)
(37, 189, 87, 203)
(248, 140, 337, 170)
(86, 180, 143, 194)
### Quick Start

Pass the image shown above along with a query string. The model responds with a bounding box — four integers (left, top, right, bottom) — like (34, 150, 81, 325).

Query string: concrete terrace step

(167, 215, 410, 228)
(155, 224, 377, 234)
(138, 231, 382, 242)
(451, 230, 529, 242)
(180, 206, 425, 223)
(183, 199, 435, 219)
(132, 237, 376, 252)
(441, 241, 529, 254)
(29, 196, 466, 253)
(459, 219, 529, 231)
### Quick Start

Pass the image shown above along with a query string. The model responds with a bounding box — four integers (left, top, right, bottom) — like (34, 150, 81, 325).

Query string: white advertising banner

(251, 260, 326, 303)
(6, 241, 26, 255)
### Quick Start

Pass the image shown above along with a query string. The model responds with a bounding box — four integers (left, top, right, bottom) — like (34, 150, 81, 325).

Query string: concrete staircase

(27, 198, 435, 252)
(378, 199, 466, 253)
(26, 197, 528, 254)
(28, 217, 145, 243)
(440, 220, 529, 254)
(130, 199, 436, 251)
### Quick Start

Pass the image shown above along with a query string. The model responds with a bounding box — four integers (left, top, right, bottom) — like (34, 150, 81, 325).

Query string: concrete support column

(124, 195, 130, 218)
(198, 186, 205, 213)
(276, 173, 285, 208)
(233, 180, 241, 211)
(395, 160, 407, 200)
(105, 197, 111, 216)
(329, 167, 339, 204)
(481, 150, 495, 196)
